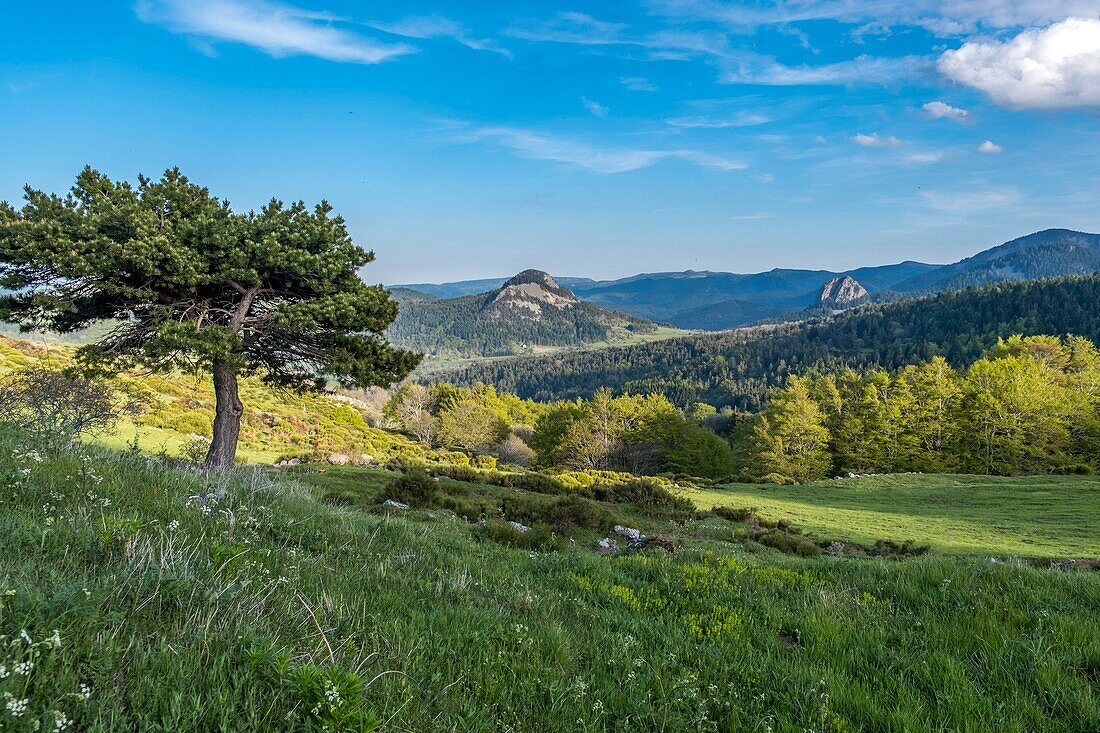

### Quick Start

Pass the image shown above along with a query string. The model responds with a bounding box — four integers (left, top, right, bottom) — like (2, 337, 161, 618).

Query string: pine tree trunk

(205, 361, 243, 469)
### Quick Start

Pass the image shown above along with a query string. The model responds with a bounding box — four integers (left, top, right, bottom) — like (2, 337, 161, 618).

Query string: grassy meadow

(1, 429, 1098, 731)
(689, 475, 1100, 558)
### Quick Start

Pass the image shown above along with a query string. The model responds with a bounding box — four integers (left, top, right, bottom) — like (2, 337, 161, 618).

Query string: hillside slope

(440, 275, 1100, 409)
(1, 426, 1097, 730)
(388, 269, 662, 356)
(895, 229, 1100, 293)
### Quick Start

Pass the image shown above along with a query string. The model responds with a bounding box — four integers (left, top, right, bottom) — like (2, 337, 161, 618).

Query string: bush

(480, 522, 567, 551)
(496, 435, 535, 467)
(503, 494, 616, 532)
(0, 365, 141, 442)
(755, 529, 821, 557)
(713, 505, 758, 523)
(473, 454, 498, 470)
(385, 469, 441, 507)
(592, 480, 695, 515)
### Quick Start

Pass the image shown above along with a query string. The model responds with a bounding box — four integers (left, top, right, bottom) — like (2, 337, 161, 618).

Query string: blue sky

(2, 2, 1100, 283)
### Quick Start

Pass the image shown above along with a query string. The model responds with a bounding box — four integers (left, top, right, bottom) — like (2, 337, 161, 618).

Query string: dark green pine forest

(441, 275, 1100, 410)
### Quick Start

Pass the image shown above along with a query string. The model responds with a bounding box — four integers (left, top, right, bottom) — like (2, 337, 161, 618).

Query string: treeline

(382, 383, 734, 480)
(387, 292, 652, 356)
(440, 276, 1100, 409)
(750, 336, 1100, 482)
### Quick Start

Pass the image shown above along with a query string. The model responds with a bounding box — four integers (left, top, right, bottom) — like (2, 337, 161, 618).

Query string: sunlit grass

(1, 428, 1097, 730)
(688, 474, 1100, 557)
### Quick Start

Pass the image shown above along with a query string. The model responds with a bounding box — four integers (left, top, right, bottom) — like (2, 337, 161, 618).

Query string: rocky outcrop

(485, 270, 579, 320)
(818, 276, 868, 310)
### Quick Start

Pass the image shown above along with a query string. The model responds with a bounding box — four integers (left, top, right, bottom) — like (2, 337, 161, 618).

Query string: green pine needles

(0, 167, 419, 468)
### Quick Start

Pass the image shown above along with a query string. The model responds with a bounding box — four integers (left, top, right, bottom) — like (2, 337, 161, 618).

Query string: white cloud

(904, 151, 947, 163)
(363, 15, 510, 57)
(921, 186, 1020, 214)
(620, 76, 658, 91)
(854, 133, 902, 147)
(454, 126, 746, 174)
(505, 12, 628, 46)
(582, 97, 609, 118)
(721, 54, 926, 86)
(922, 100, 970, 121)
(938, 18, 1100, 109)
(649, 0, 1100, 35)
(977, 140, 1004, 153)
(666, 113, 772, 128)
(135, 0, 413, 63)
(730, 212, 774, 221)
(510, 11, 922, 86)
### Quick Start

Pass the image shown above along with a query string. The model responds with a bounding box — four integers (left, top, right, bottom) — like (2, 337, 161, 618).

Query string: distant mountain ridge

(392, 229, 1100, 331)
(387, 269, 660, 357)
(893, 229, 1100, 293)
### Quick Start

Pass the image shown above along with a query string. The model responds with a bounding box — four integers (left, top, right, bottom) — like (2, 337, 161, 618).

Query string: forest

(441, 275, 1100, 410)
(387, 333, 1100, 483)
(751, 335, 1100, 482)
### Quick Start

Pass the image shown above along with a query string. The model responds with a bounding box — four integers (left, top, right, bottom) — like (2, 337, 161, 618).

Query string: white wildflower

(4, 695, 29, 717)
(51, 629, 62, 648)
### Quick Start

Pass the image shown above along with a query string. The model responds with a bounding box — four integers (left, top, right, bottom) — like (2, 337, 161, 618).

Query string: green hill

(387, 269, 667, 357)
(1, 424, 1097, 730)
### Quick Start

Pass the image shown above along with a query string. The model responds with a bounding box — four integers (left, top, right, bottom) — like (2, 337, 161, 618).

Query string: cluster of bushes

(383, 460, 694, 518)
(384, 382, 735, 480)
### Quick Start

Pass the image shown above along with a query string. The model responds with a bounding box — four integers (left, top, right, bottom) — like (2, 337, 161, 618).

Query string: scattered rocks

(597, 537, 617, 550)
(327, 453, 351, 466)
(274, 457, 302, 468)
(613, 524, 641, 539)
(382, 499, 410, 510)
(507, 521, 531, 533)
(627, 533, 676, 554)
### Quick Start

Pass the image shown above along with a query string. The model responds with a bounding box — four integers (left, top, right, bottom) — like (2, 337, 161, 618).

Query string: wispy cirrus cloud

(509, 11, 926, 87)
(363, 15, 511, 57)
(648, 0, 1100, 35)
(135, 0, 413, 63)
(449, 124, 745, 175)
(620, 76, 658, 91)
(921, 186, 1020, 214)
(667, 112, 772, 128)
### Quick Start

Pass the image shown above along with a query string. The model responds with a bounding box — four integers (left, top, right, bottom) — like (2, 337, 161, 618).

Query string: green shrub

(472, 454, 498, 470)
(385, 469, 441, 507)
(480, 521, 567, 551)
(713, 505, 757, 523)
(503, 494, 615, 532)
(592, 479, 694, 515)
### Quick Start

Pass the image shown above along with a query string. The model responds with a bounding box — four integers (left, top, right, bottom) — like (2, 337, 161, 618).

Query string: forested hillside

(440, 275, 1100, 410)
(388, 270, 659, 356)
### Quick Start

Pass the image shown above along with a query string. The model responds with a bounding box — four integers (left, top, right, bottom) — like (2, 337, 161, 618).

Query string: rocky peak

(486, 270, 578, 319)
(818, 276, 869, 310)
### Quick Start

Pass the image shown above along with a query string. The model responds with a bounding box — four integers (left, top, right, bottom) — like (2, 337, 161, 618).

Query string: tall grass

(0, 425, 1097, 731)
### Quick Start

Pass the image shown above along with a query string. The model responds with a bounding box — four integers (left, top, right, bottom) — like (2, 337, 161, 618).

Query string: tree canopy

(0, 167, 419, 466)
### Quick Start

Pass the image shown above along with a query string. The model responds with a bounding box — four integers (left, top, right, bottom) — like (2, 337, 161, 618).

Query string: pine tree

(0, 168, 419, 467)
